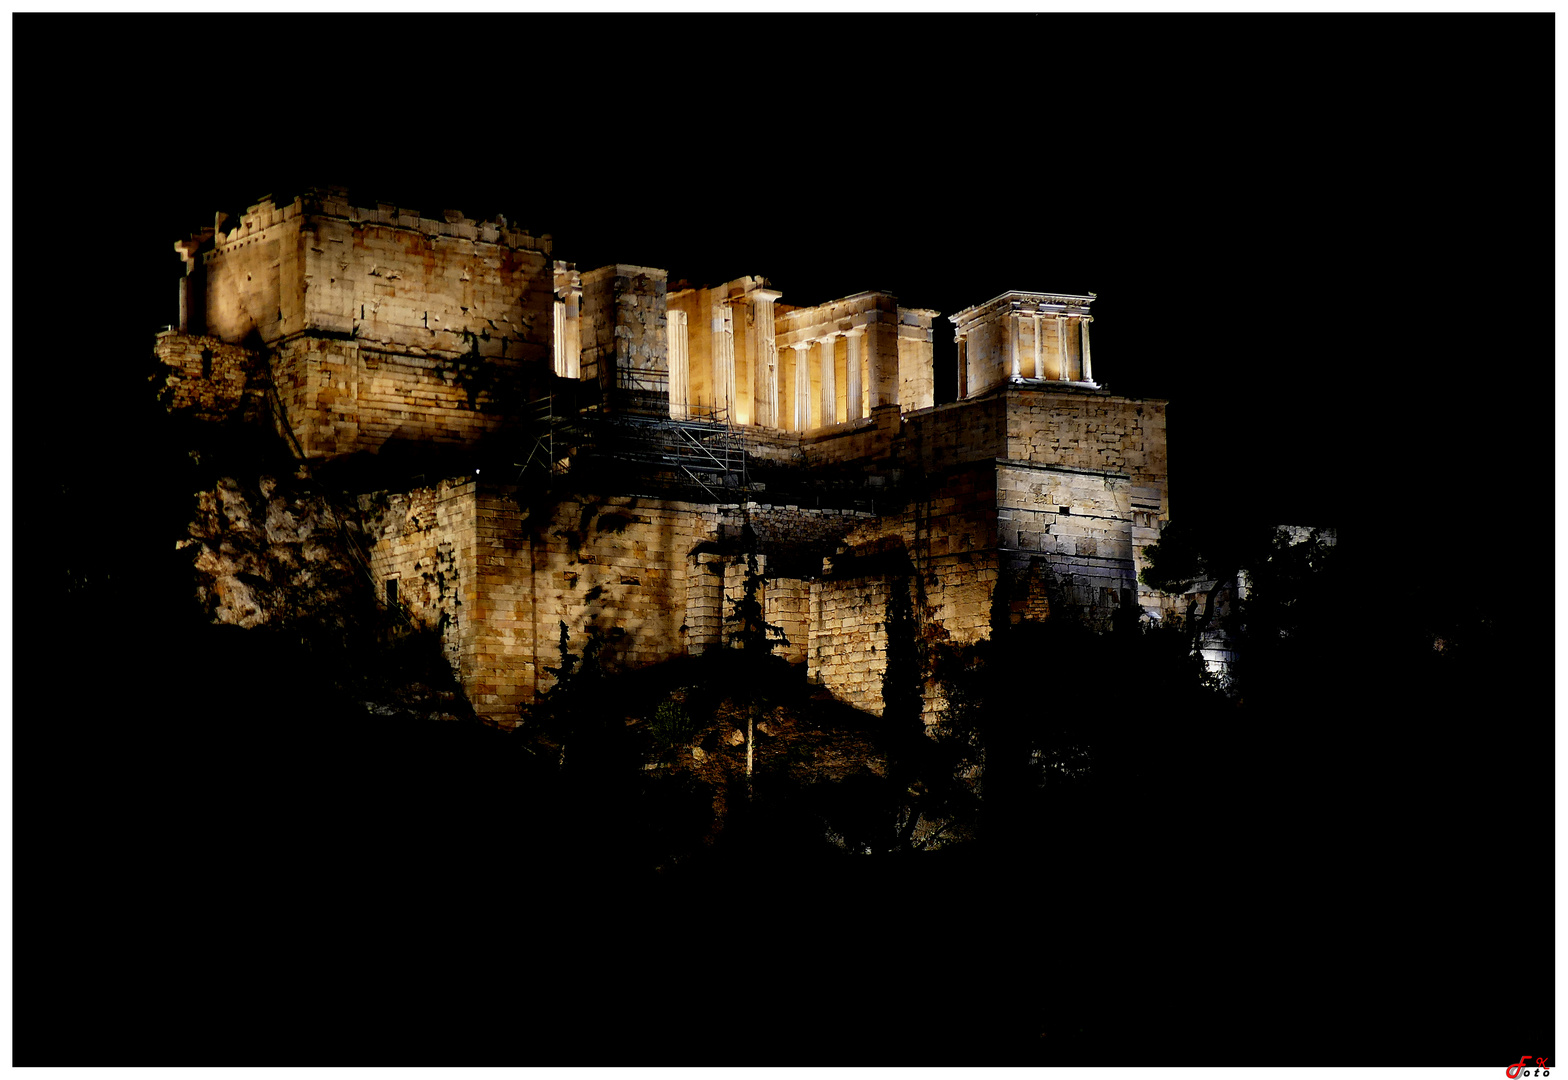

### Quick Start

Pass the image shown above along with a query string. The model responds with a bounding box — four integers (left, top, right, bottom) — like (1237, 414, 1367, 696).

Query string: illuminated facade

(157, 187, 1173, 727)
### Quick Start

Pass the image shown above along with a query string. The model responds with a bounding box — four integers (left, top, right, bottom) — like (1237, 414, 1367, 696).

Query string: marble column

(845, 328, 864, 420)
(1009, 308, 1022, 380)
(713, 297, 736, 422)
(553, 300, 567, 376)
(667, 309, 690, 419)
(751, 289, 783, 428)
(791, 342, 811, 431)
(1081, 317, 1093, 383)
(820, 334, 838, 426)
(1031, 312, 1042, 380)
(564, 284, 581, 379)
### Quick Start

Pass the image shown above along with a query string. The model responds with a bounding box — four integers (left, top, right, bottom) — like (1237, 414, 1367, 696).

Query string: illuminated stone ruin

(156, 187, 1174, 728)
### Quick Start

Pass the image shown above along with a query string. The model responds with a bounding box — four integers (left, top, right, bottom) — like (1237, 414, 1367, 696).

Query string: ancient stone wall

(460, 493, 720, 725)
(1003, 387, 1168, 612)
(341, 384, 1168, 724)
(804, 464, 1003, 718)
(765, 576, 811, 666)
(362, 478, 479, 685)
(807, 575, 897, 716)
(995, 463, 1135, 630)
(200, 192, 554, 352)
(200, 196, 300, 345)
(268, 334, 530, 459)
(898, 395, 1009, 471)
(153, 330, 269, 423)
(581, 265, 668, 400)
(961, 310, 1007, 397)
(1005, 389, 1167, 494)
(188, 190, 555, 458)
(721, 503, 876, 555)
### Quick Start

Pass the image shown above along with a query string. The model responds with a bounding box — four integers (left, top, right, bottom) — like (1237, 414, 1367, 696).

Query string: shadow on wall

(314, 431, 483, 493)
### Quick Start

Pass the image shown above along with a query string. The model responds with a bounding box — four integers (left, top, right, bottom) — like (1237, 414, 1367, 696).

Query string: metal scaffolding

(516, 396, 748, 502)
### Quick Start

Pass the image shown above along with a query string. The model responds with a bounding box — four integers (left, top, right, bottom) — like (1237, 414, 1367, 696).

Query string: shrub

(649, 699, 699, 749)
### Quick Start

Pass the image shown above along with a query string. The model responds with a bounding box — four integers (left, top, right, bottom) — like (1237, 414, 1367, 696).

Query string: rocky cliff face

(179, 473, 365, 632)
(173, 468, 471, 723)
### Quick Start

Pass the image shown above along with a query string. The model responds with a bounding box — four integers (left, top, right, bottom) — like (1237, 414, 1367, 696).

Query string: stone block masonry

(346, 386, 1164, 725)
(180, 188, 555, 459)
(464, 493, 722, 726)
(164, 188, 1179, 730)
(362, 477, 480, 687)
(580, 265, 668, 400)
(809, 575, 898, 717)
(154, 331, 270, 423)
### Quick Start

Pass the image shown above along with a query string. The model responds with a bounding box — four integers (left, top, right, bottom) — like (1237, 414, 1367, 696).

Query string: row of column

(786, 330, 865, 431)
(666, 293, 881, 430)
(1004, 313, 1093, 384)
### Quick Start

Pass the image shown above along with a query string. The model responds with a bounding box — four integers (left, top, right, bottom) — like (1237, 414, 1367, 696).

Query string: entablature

(948, 290, 1096, 334)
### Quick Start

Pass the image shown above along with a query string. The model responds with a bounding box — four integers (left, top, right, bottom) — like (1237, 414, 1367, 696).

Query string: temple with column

(156, 186, 1171, 728)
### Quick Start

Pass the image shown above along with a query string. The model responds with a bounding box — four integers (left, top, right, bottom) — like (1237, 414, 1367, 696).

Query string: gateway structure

(156, 186, 1171, 727)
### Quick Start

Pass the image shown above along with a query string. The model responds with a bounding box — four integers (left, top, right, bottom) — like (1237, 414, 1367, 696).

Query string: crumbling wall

(153, 330, 269, 424)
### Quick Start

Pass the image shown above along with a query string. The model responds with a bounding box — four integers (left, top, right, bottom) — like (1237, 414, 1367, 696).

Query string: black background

(15, 14, 1553, 1067)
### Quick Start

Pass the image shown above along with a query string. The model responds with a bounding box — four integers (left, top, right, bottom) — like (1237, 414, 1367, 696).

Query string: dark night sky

(13, 14, 1555, 1066)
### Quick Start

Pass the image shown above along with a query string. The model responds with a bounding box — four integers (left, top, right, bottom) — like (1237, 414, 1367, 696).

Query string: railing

(614, 368, 669, 394)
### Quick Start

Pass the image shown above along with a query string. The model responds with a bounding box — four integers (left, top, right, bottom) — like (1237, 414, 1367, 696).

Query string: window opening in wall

(386, 577, 399, 606)
(200, 348, 213, 379)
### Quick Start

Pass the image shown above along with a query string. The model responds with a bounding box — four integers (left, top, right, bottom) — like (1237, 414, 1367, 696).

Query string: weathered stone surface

(163, 189, 1177, 731)
(185, 474, 363, 631)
